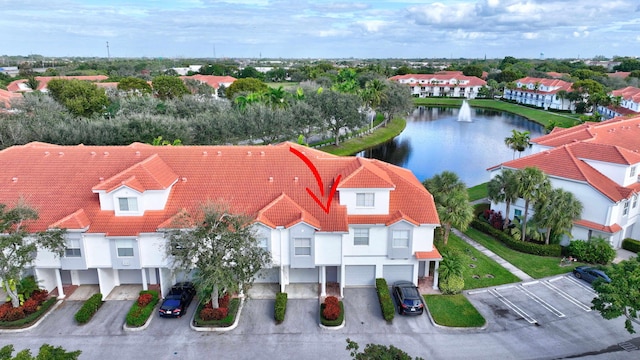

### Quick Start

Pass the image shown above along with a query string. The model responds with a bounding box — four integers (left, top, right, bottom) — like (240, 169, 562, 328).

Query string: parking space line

(517, 285, 565, 318)
(467, 289, 488, 295)
(563, 275, 597, 294)
(541, 280, 592, 312)
(489, 288, 537, 324)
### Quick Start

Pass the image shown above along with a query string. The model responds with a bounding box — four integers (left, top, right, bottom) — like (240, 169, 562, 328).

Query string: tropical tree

(422, 171, 474, 245)
(151, 75, 190, 100)
(378, 81, 413, 126)
(346, 339, 423, 360)
(0, 201, 66, 307)
(264, 86, 290, 109)
(532, 188, 583, 244)
(515, 167, 551, 241)
(332, 68, 359, 94)
(47, 79, 110, 117)
(591, 256, 640, 334)
(0, 344, 81, 360)
(225, 77, 269, 100)
(306, 89, 365, 146)
(117, 76, 152, 95)
(487, 169, 519, 229)
(361, 79, 387, 111)
(165, 202, 270, 308)
(504, 129, 531, 159)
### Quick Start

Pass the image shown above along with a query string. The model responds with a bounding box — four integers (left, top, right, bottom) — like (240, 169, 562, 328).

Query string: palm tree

(439, 251, 465, 280)
(556, 90, 568, 110)
(362, 79, 387, 110)
(515, 167, 551, 241)
(533, 188, 583, 245)
(265, 86, 289, 109)
(423, 171, 474, 245)
(487, 169, 519, 229)
(504, 129, 532, 159)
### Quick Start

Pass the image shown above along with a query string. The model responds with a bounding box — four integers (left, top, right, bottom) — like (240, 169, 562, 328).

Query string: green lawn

(467, 182, 488, 202)
(437, 233, 521, 289)
(318, 117, 406, 156)
(424, 294, 486, 327)
(463, 227, 585, 279)
(413, 98, 578, 129)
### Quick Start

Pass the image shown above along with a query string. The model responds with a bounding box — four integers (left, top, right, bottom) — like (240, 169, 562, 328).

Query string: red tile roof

(0, 142, 439, 236)
(179, 75, 237, 90)
(0, 88, 23, 108)
(611, 86, 640, 103)
(7, 76, 109, 92)
(415, 248, 442, 260)
(574, 219, 622, 234)
(515, 77, 573, 94)
(389, 73, 486, 87)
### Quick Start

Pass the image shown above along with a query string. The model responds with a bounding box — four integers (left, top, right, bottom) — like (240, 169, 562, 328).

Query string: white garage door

(76, 269, 99, 284)
(255, 268, 280, 283)
(345, 265, 375, 286)
(383, 265, 413, 285)
(289, 268, 318, 283)
(119, 269, 143, 284)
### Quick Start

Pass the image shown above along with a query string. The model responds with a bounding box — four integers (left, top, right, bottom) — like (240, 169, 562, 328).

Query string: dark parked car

(392, 281, 425, 315)
(159, 282, 196, 318)
(573, 266, 611, 284)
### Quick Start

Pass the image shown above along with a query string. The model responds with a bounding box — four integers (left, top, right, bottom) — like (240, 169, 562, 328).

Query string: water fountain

(457, 100, 472, 122)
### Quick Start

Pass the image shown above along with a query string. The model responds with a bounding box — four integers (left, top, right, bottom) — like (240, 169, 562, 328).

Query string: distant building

(171, 65, 202, 76)
(179, 75, 236, 98)
(503, 77, 574, 111)
(599, 86, 640, 119)
(389, 72, 486, 99)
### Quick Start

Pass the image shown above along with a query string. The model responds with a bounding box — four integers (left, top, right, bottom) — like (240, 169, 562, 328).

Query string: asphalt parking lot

(466, 274, 598, 330)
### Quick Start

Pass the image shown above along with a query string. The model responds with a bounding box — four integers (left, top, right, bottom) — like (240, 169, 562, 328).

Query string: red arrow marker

(290, 147, 341, 214)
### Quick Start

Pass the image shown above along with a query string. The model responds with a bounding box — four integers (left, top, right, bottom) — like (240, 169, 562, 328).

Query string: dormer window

(118, 197, 138, 212)
(631, 166, 637, 178)
(356, 193, 375, 207)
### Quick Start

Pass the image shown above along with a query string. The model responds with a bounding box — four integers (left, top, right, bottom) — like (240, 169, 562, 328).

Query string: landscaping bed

(424, 294, 485, 328)
(125, 290, 159, 327)
(0, 297, 57, 329)
(193, 298, 240, 327)
(319, 296, 344, 327)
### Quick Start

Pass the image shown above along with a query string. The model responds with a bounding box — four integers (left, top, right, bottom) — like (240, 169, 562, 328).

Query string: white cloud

(357, 20, 387, 32)
(522, 32, 539, 40)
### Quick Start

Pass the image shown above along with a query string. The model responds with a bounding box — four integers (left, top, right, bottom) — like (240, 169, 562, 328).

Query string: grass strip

(424, 294, 485, 327)
(467, 182, 488, 202)
(318, 117, 406, 156)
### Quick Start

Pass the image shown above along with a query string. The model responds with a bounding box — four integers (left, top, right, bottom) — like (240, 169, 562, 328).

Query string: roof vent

(104, 151, 109, 156)
(268, 177, 273, 183)
(90, 151, 96, 156)
(247, 151, 252, 156)
(202, 151, 208, 156)
(12, 177, 17, 183)
(294, 176, 299, 183)
(182, 177, 187, 182)
(44, 151, 50, 156)
(58, 152, 64, 156)
(260, 151, 265, 156)
(217, 151, 222, 156)
(135, 151, 141, 156)
(99, 177, 104, 182)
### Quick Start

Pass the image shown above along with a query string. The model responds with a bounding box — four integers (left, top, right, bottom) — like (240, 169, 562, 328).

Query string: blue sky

(2, 0, 639, 59)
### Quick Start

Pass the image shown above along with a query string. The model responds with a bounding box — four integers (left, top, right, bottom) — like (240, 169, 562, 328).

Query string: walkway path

(452, 228, 534, 282)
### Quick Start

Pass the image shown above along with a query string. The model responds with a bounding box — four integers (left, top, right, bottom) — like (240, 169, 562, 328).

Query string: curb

(0, 298, 64, 333)
(424, 298, 489, 331)
(190, 296, 245, 332)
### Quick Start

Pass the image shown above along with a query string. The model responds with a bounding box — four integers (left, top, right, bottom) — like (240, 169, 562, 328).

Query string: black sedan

(159, 282, 196, 318)
(573, 266, 611, 284)
(392, 281, 425, 315)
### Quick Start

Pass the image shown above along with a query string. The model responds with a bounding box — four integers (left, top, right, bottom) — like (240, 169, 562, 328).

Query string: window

(65, 239, 81, 257)
(623, 201, 630, 216)
(356, 193, 375, 207)
(116, 239, 134, 257)
(392, 230, 409, 248)
(118, 197, 138, 212)
(633, 195, 638, 209)
(354, 228, 369, 246)
(294, 238, 311, 256)
(631, 166, 637, 178)
(258, 237, 269, 252)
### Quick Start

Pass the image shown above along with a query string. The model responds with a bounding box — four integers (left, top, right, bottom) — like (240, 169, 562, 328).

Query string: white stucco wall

(338, 188, 391, 215)
(343, 225, 387, 256)
(83, 234, 112, 267)
(138, 233, 167, 267)
(314, 233, 342, 265)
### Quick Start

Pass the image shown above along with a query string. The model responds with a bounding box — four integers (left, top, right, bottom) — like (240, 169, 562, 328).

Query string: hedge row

(622, 238, 640, 253)
(74, 293, 103, 324)
(274, 292, 287, 323)
(0, 298, 57, 329)
(375, 278, 394, 322)
(470, 219, 562, 257)
(125, 290, 159, 327)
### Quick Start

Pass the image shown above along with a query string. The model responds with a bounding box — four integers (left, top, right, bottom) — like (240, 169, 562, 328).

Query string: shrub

(212, 308, 228, 320)
(324, 296, 339, 307)
(218, 293, 230, 309)
(22, 298, 39, 314)
(322, 301, 341, 321)
(125, 290, 159, 327)
(0, 303, 11, 320)
(194, 298, 240, 327)
(137, 293, 153, 307)
(375, 278, 395, 322)
(4, 307, 25, 322)
(439, 275, 464, 295)
(470, 219, 562, 257)
(274, 292, 287, 323)
(0, 297, 57, 328)
(30, 289, 49, 304)
(567, 237, 616, 265)
(200, 308, 216, 321)
(320, 301, 344, 327)
(74, 293, 103, 324)
(622, 238, 640, 253)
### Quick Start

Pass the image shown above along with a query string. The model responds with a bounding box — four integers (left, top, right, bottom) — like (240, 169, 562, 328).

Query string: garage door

(289, 268, 318, 283)
(119, 269, 143, 284)
(345, 265, 375, 286)
(77, 269, 99, 284)
(383, 265, 413, 285)
(255, 268, 280, 283)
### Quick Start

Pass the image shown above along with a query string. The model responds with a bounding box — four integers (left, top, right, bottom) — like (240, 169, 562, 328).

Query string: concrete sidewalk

(452, 228, 534, 281)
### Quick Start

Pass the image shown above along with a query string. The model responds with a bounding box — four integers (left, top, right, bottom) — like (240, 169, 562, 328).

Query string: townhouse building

(0, 142, 441, 299)
(503, 77, 573, 111)
(179, 75, 236, 99)
(598, 86, 640, 119)
(488, 115, 640, 249)
(389, 73, 486, 99)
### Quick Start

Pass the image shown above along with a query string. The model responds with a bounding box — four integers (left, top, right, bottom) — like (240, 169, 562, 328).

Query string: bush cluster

(322, 296, 340, 321)
(195, 298, 240, 327)
(274, 292, 287, 323)
(439, 275, 465, 295)
(125, 290, 159, 327)
(320, 301, 344, 327)
(622, 238, 640, 253)
(0, 298, 57, 328)
(0, 288, 50, 323)
(471, 219, 562, 257)
(137, 293, 153, 307)
(199, 308, 216, 321)
(375, 278, 395, 322)
(74, 293, 103, 324)
(567, 238, 616, 265)
(22, 299, 39, 314)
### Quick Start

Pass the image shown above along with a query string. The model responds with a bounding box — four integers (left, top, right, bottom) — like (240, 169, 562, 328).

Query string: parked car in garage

(573, 266, 611, 284)
(159, 282, 196, 318)
(392, 281, 424, 315)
